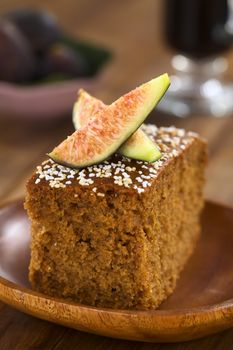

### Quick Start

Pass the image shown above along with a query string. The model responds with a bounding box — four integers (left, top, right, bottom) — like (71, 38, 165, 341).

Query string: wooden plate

(0, 200, 232, 343)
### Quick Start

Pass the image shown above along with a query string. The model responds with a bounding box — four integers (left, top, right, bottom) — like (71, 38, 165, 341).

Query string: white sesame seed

(141, 175, 151, 179)
(97, 192, 105, 197)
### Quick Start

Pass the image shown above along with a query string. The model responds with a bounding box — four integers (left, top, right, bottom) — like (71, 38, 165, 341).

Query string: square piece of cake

(25, 124, 207, 310)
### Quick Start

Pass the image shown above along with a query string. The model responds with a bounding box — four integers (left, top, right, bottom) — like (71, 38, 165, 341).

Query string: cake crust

(25, 125, 207, 310)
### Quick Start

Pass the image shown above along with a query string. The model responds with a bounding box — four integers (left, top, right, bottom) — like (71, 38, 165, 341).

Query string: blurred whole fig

(6, 9, 61, 53)
(40, 44, 88, 78)
(0, 19, 35, 82)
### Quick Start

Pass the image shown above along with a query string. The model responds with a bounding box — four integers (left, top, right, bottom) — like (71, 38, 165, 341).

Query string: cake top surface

(34, 124, 199, 195)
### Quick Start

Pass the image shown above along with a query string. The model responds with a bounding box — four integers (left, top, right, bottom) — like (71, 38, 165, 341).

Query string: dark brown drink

(165, 0, 232, 58)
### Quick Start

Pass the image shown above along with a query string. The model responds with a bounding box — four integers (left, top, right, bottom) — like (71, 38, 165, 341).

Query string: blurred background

(0, 0, 233, 206)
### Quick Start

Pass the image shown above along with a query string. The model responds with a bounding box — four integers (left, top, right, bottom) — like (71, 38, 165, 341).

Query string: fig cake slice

(49, 73, 170, 168)
(73, 90, 161, 162)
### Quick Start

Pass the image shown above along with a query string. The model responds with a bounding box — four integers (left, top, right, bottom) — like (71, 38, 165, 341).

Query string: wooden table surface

(0, 0, 233, 349)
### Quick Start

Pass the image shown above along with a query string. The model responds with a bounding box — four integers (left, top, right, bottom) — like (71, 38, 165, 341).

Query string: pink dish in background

(0, 77, 98, 121)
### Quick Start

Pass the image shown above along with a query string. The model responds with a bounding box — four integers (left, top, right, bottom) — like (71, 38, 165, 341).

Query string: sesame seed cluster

(34, 124, 198, 195)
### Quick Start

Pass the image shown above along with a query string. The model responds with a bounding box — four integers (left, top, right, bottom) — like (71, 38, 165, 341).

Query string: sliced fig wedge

(73, 90, 161, 162)
(49, 73, 170, 168)
(73, 89, 105, 130)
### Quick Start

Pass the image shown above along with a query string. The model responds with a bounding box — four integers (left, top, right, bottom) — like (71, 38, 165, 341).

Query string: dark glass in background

(157, 0, 233, 117)
(165, 0, 231, 58)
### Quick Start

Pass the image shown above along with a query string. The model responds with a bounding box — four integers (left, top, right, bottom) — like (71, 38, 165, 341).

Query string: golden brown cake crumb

(25, 124, 207, 310)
